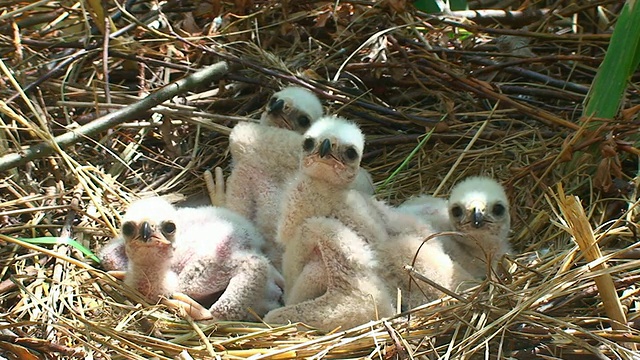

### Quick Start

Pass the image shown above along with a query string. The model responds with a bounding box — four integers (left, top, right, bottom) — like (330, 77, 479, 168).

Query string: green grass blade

(583, 0, 640, 120)
(16, 236, 100, 263)
(413, 0, 467, 13)
(378, 123, 439, 192)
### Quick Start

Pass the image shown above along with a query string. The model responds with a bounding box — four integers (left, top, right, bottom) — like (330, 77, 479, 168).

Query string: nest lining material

(0, 0, 639, 358)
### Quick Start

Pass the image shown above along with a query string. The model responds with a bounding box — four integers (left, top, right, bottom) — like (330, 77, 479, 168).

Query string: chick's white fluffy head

(449, 177, 508, 210)
(121, 197, 178, 264)
(301, 116, 365, 186)
(304, 116, 365, 155)
(122, 197, 177, 224)
(275, 87, 323, 121)
(448, 176, 510, 235)
(447, 176, 512, 257)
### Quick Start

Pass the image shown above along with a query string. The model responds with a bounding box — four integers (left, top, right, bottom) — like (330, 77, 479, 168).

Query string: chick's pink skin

(120, 197, 180, 302)
(267, 117, 394, 331)
(110, 197, 284, 321)
(170, 205, 283, 320)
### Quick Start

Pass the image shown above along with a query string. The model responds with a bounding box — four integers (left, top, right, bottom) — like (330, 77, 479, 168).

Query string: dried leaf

(179, 12, 202, 35)
(385, 0, 408, 14)
(0, 342, 39, 360)
(594, 158, 614, 193)
(315, 10, 332, 28)
(620, 103, 640, 121)
(234, 0, 253, 15)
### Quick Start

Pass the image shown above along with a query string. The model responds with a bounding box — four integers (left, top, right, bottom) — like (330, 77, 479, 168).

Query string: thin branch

(0, 61, 231, 172)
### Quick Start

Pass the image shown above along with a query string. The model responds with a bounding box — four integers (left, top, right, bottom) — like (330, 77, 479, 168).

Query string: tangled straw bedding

(0, 0, 639, 358)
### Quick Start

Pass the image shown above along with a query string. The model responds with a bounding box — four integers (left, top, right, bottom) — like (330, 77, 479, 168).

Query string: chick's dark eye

(297, 115, 310, 128)
(344, 147, 358, 161)
(161, 221, 176, 235)
(268, 97, 278, 107)
(303, 138, 315, 152)
(122, 221, 136, 237)
(492, 203, 506, 217)
(450, 205, 464, 218)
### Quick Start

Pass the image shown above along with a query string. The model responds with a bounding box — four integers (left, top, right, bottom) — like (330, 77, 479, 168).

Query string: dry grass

(1, 0, 639, 358)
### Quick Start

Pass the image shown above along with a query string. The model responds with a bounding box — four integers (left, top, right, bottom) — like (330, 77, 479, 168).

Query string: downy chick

(397, 176, 512, 278)
(446, 176, 512, 278)
(264, 116, 393, 331)
(106, 197, 284, 321)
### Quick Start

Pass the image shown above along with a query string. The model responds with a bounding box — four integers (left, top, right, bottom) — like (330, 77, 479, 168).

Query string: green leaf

(583, 0, 640, 121)
(17, 236, 100, 263)
(413, 0, 468, 13)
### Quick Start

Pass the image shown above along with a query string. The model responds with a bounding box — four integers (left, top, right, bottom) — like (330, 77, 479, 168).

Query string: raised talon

(214, 166, 225, 207)
(204, 167, 227, 207)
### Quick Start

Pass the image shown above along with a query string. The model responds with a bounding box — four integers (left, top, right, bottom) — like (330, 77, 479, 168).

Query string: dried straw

(1, 0, 639, 358)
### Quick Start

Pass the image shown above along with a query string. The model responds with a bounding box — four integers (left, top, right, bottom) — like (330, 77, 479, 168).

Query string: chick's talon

(163, 296, 213, 321)
(205, 167, 227, 207)
(107, 270, 126, 281)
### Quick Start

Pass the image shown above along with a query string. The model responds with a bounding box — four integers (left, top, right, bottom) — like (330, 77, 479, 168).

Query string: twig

(468, 56, 590, 94)
(422, 8, 552, 26)
(6, 49, 93, 103)
(537, 274, 640, 314)
(102, 14, 112, 105)
(497, 85, 585, 101)
(437, 18, 612, 41)
(382, 320, 411, 359)
(419, 1, 621, 27)
(172, 34, 441, 127)
(0, 61, 231, 172)
(59, 185, 83, 239)
(415, 59, 581, 130)
(0, 334, 85, 358)
(404, 265, 467, 303)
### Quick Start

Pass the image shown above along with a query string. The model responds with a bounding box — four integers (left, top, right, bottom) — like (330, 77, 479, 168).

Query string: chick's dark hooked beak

(268, 98, 285, 113)
(472, 208, 484, 228)
(141, 221, 153, 241)
(319, 138, 332, 158)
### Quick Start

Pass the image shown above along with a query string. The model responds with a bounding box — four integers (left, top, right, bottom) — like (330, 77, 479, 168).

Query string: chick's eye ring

(450, 205, 464, 218)
(161, 221, 177, 235)
(122, 221, 136, 237)
(303, 138, 315, 152)
(297, 115, 311, 128)
(344, 147, 358, 161)
(492, 203, 506, 217)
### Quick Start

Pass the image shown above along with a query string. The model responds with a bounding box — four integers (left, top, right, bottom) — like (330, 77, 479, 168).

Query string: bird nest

(1, 0, 639, 358)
